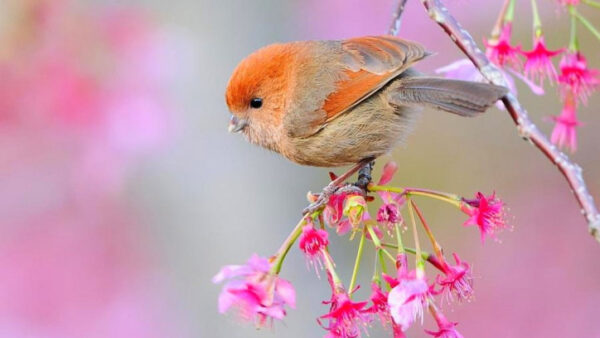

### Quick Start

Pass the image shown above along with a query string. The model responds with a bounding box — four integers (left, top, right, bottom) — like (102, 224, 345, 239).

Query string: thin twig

(416, 0, 600, 242)
(388, 0, 409, 36)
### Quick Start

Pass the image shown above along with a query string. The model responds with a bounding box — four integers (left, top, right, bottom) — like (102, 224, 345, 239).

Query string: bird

(225, 35, 507, 168)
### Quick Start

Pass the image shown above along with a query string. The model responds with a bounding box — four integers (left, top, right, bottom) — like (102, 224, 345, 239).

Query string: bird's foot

(354, 160, 374, 190)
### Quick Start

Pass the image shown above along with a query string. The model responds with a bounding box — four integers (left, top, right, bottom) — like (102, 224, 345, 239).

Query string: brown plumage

(225, 35, 507, 167)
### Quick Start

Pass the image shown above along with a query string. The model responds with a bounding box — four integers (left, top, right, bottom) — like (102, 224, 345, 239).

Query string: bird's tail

(390, 77, 508, 117)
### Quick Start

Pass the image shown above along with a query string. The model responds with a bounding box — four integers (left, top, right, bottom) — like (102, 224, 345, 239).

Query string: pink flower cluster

(212, 254, 296, 327)
(214, 162, 508, 337)
(438, 1, 599, 152)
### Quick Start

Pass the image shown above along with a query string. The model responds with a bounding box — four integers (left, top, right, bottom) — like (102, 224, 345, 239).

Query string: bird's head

(225, 43, 301, 152)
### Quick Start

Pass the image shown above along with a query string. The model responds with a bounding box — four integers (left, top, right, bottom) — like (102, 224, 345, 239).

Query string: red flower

(558, 52, 599, 104)
(213, 254, 296, 327)
(319, 291, 371, 337)
(324, 193, 348, 226)
(484, 23, 522, 69)
(425, 306, 464, 338)
(461, 192, 507, 243)
(521, 36, 563, 86)
(377, 202, 403, 234)
(365, 282, 390, 325)
(298, 224, 329, 274)
(433, 253, 473, 302)
(551, 94, 580, 152)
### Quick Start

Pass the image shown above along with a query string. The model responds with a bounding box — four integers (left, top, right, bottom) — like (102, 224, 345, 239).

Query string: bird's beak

(228, 115, 248, 133)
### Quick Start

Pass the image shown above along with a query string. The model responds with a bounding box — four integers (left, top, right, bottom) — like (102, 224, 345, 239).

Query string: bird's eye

(250, 98, 263, 109)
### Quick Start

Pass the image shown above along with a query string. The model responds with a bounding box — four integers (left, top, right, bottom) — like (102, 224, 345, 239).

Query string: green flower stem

(407, 198, 424, 271)
(378, 249, 388, 275)
(531, 0, 542, 37)
(348, 227, 366, 295)
(491, 0, 512, 39)
(363, 224, 392, 269)
(368, 185, 404, 194)
(271, 218, 306, 275)
(411, 201, 444, 260)
(381, 243, 431, 262)
(505, 0, 516, 23)
(583, 0, 600, 9)
(322, 248, 344, 290)
(573, 9, 600, 41)
(368, 185, 461, 207)
(569, 6, 580, 52)
(366, 223, 383, 248)
(382, 247, 397, 262)
(394, 221, 405, 254)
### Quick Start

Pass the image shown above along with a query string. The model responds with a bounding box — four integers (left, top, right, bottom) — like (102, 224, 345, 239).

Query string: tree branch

(412, 0, 600, 242)
(388, 0, 409, 35)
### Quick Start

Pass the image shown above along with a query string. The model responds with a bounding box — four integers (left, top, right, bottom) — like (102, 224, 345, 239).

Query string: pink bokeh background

(0, 0, 598, 337)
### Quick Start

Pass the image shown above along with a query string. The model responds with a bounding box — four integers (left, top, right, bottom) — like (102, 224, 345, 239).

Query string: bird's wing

(323, 36, 429, 122)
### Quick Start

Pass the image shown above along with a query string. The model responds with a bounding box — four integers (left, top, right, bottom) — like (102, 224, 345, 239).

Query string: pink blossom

(378, 161, 399, 185)
(365, 282, 390, 325)
(484, 23, 522, 69)
(324, 193, 348, 226)
(551, 94, 580, 152)
(432, 253, 474, 302)
(558, 52, 599, 104)
(376, 192, 405, 235)
(521, 37, 563, 86)
(298, 224, 330, 273)
(387, 254, 429, 332)
(212, 254, 296, 327)
(461, 192, 507, 243)
(319, 291, 371, 337)
(388, 274, 429, 331)
(374, 162, 406, 234)
(425, 307, 464, 338)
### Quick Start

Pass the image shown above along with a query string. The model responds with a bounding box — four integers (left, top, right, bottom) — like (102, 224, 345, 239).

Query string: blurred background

(0, 0, 598, 337)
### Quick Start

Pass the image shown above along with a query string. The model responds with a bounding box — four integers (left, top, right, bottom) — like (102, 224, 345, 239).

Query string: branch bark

(412, 0, 600, 242)
(388, 0, 409, 35)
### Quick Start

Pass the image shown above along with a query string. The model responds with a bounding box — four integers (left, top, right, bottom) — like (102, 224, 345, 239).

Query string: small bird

(225, 36, 507, 168)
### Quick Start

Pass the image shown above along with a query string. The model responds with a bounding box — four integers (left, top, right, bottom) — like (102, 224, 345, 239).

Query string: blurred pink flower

(521, 36, 563, 86)
(298, 223, 330, 273)
(558, 52, 599, 104)
(484, 23, 522, 69)
(319, 291, 370, 338)
(0, 1, 186, 336)
(213, 254, 296, 327)
(436, 58, 544, 99)
(551, 94, 580, 152)
(558, 0, 580, 5)
(461, 192, 507, 243)
(0, 208, 178, 337)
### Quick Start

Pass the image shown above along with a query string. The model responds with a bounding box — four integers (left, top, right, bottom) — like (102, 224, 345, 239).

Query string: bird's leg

(302, 159, 373, 216)
(355, 160, 375, 190)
